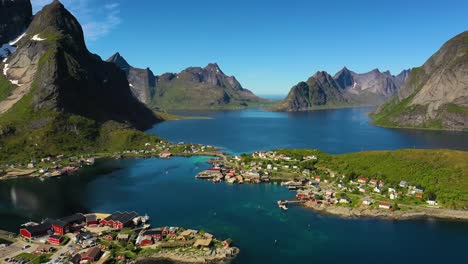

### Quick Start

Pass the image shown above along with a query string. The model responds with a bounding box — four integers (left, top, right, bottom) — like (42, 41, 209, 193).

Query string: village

(0, 211, 238, 264)
(196, 150, 440, 214)
(0, 141, 219, 181)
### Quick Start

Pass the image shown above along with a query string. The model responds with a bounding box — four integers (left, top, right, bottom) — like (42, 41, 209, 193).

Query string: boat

(141, 214, 150, 223)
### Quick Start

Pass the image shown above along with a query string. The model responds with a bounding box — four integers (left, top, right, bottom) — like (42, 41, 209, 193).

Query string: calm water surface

(1, 108, 468, 264)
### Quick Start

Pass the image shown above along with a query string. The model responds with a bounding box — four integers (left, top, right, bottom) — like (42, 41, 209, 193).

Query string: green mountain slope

(0, 1, 163, 162)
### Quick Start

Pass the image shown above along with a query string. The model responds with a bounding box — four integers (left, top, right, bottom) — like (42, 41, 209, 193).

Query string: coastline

(135, 247, 240, 264)
(304, 202, 468, 220)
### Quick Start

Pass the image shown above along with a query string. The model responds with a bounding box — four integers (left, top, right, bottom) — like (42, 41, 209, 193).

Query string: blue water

(1, 108, 468, 264)
(150, 108, 468, 154)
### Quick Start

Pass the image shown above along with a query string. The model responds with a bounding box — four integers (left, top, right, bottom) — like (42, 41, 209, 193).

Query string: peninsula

(196, 148, 468, 220)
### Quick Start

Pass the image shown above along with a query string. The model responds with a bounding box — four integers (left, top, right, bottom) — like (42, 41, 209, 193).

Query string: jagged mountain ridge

(108, 53, 262, 110)
(372, 31, 468, 130)
(275, 67, 409, 111)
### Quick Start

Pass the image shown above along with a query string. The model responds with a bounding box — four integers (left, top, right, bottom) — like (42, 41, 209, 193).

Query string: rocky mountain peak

(0, 0, 32, 45)
(27, 0, 86, 51)
(107, 52, 131, 74)
(204, 63, 223, 74)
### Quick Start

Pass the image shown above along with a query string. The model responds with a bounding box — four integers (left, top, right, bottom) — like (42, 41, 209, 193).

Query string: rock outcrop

(372, 31, 468, 130)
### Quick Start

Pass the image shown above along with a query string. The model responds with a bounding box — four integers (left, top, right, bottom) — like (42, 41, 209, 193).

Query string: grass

(0, 74, 14, 102)
(14, 253, 52, 264)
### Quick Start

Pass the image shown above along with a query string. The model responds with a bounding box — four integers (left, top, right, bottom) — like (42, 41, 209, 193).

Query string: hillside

(0, 1, 163, 162)
(274, 68, 409, 111)
(274, 149, 468, 209)
(371, 31, 468, 130)
(108, 54, 265, 110)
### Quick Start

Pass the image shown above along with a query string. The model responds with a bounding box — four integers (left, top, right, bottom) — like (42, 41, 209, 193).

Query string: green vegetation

(14, 253, 52, 264)
(445, 103, 468, 114)
(0, 74, 14, 102)
(315, 149, 468, 209)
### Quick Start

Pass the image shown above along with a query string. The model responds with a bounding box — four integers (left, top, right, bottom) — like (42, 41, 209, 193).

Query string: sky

(31, 0, 468, 95)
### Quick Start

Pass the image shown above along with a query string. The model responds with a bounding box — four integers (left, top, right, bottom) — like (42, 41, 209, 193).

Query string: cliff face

(372, 31, 468, 130)
(0, 0, 32, 45)
(0, 1, 162, 160)
(108, 55, 262, 110)
(107, 53, 156, 105)
(275, 67, 408, 111)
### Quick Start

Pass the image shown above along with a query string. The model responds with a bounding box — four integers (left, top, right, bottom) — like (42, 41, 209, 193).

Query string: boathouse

(51, 213, 86, 235)
(20, 223, 52, 239)
(100, 211, 138, 229)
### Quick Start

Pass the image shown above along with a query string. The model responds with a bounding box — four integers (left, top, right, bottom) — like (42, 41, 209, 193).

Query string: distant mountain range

(0, 0, 163, 161)
(274, 68, 409, 111)
(371, 31, 468, 131)
(107, 53, 263, 110)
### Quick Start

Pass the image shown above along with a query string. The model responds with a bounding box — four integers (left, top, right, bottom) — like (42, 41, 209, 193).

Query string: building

(117, 233, 129, 241)
(379, 202, 392, 209)
(427, 200, 438, 206)
(159, 150, 172, 158)
(140, 236, 154, 246)
(48, 235, 62, 245)
(362, 199, 373, 205)
(20, 223, 52, 239)
(389, 193, 398, 200)
(143, 229, 163, 241)
(369, 179, 378, 186)
(51, 213, 85, 235)
(399, 181, 408, 188)
(100, 211, 138, 229)
(85, 214, 99, 226)
(415, 192, 423, 198)
(193, 238, 212, 249)
(81, 247, 102, 262)
(358, 177, 368, 184)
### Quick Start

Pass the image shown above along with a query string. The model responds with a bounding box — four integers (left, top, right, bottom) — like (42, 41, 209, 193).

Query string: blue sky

(32, 0, 468, 95)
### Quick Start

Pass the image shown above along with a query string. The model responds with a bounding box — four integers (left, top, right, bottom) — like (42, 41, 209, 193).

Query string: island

(196, 148, 468, 220)
(0, 212, 238, 264)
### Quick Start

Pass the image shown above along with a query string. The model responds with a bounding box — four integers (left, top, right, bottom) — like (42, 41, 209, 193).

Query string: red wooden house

(51, 213, 85, 235)
(48, 235, 62, 245)
(20, 223, 51, 239)
(99, 211, 138, 229)
(81, 247, 102, 262)
(140, 236, 154, 246)
(142, 229, 163, 241)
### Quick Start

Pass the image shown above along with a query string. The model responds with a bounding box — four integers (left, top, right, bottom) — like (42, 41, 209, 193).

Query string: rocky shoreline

(304, 201, 468, 220)
(135, 247, 240, 264)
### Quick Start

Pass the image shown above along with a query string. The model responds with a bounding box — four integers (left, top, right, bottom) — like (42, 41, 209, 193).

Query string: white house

(373, 187, 381, 193)
(426, 200, 438, 206)
(362, 199, 373, 205)
(389, 193, 398, 200)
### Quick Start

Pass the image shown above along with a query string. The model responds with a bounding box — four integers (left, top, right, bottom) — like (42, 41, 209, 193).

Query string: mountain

(0, 0, 32, 45)
(275, 67, 409, 111)
(371, 31, 468, 130)
(108, 54, 263, 110)
(274, 71, 347, 111)
(0, 0, 163, 161)
(107, 53, 156, 105)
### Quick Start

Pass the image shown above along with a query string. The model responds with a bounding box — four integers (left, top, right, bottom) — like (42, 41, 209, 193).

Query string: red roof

(380, 202, 392, 206)
(358, 177, 368, 181)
